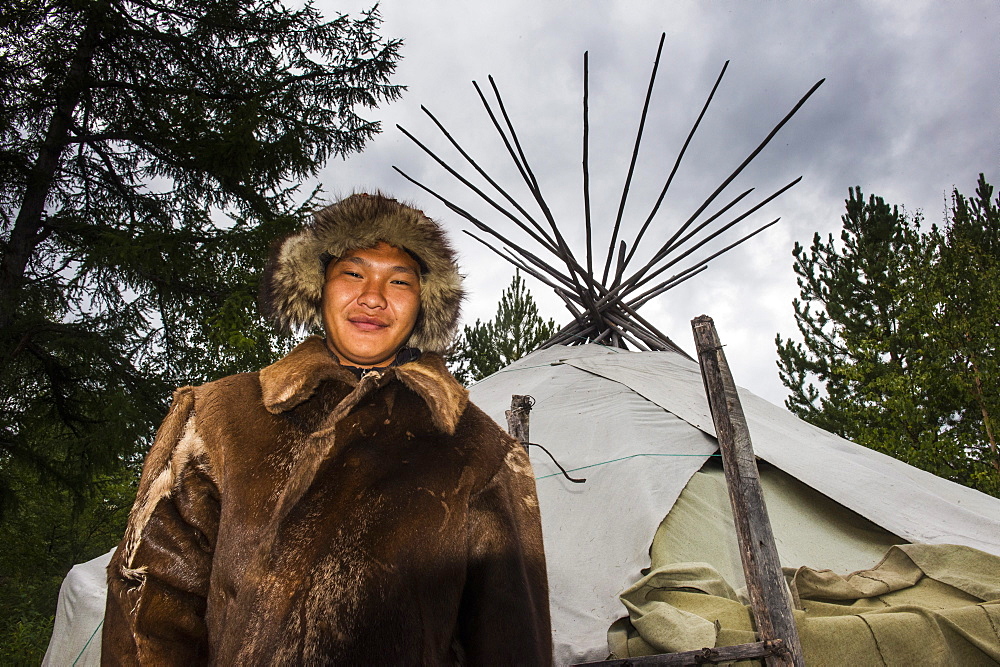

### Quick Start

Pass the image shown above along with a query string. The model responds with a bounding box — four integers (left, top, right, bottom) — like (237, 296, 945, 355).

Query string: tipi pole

(484, 76, 587, 290)
(623, 60, 730, 268)
(645, 178, 798, 275)
(627, 219, 780, 307)
(580, 184, 755, 311)
(416, 105, 558, 246)
(603, 32, 666, 287)
(691, 315, 804, 667)
(582, 50, 594, 279)
(391, 134, 560, 255)
(472, 79, 534, 190)
(644, 78, 824, 273)
(625, 265, 708, 311)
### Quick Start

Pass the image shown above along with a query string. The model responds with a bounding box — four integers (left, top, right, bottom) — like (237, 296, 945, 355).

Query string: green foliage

(914, 175, 1000, 493)
(0, 460, 136, 661)
(450, 272, 557, 384)
(1, 612, 53, 666)
(1, 0, 402, 657)
(776, 175, 999, 496)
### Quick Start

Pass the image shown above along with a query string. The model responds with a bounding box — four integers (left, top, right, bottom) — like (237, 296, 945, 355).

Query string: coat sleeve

(459, 440, 553, 666)
(102, 388, 220, 665)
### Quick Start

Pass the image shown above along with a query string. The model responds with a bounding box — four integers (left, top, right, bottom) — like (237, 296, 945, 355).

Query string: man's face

(321, 242, 422, 368)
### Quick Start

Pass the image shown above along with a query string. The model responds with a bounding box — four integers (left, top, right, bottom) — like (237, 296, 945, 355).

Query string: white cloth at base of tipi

(42, 549, 111, 666)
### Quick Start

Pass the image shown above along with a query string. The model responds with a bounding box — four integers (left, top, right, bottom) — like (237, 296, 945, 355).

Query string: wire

(535, 452, 719, 481)
(526, 442, 587, 483)
(73, 619, 103, 665)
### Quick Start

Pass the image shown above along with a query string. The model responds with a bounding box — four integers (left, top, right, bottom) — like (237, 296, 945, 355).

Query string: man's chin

(325, 339, 400, 368)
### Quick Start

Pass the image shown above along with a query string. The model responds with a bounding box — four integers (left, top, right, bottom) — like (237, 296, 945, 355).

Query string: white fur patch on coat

(120, 414, 208, 571)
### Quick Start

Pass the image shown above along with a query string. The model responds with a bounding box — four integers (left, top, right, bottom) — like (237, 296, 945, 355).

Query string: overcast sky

(313, 0, 999, 405)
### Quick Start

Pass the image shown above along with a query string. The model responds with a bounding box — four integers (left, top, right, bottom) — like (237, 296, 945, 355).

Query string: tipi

(394, 37, 1000, 664)
(466, 342, 1000, 664)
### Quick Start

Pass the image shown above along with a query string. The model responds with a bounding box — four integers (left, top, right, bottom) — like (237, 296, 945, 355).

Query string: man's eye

(343, 271, 362, 278)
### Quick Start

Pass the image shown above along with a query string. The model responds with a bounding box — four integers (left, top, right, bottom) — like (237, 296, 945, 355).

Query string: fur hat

(261, 194, 464, 353)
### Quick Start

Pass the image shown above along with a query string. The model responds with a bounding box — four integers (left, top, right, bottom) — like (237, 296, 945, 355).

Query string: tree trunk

(0, 14, 102, 331)
(965, 336, 999, 478)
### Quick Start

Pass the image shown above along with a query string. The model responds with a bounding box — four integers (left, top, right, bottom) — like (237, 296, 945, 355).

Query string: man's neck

(339, 347, 421, 379)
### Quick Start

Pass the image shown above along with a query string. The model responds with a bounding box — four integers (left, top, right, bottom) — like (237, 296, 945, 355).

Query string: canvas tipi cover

(467, 343, 1000, 665)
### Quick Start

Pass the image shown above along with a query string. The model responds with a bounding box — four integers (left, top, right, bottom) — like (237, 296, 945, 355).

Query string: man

(102, 194, 552, 664)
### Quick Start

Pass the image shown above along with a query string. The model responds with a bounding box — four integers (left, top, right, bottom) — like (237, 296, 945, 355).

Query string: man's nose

(357, 281, 387, 309)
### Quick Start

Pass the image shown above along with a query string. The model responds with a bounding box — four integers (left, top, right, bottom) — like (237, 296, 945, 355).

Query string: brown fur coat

(103, 337, 551, 665)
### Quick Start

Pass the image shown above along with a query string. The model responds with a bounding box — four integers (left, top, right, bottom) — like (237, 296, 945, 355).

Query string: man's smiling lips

(348, 315, 389, 331)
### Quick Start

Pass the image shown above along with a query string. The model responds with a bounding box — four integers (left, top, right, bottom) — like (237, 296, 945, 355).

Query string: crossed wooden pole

(395, 35, 823, 354)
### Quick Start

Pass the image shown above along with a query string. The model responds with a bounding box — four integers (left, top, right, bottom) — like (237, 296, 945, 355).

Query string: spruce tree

(776, 176, 999, 497)
(912, 175, 1000, 493)
(450, 272, 557, 384)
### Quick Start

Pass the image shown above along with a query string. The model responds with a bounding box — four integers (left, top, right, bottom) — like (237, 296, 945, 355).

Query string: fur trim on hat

(261, 194, 464, 354)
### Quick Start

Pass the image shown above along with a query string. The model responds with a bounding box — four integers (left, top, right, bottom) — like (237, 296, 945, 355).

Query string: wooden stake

(691, 315, 803, 667)
(505, 395, 533, 453)
(574, 639, 785, 666)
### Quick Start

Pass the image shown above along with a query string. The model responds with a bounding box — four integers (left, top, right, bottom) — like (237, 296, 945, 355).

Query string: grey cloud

(314, 0, 998, 403)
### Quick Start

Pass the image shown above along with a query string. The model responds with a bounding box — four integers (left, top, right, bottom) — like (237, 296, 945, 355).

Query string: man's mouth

(349, 316, 389, 331)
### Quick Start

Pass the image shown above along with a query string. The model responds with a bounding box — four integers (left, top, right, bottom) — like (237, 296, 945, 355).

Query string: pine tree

(913, 175, 1000, 492)
(776, 176, 999, 496)
(450, 272, 557, 385)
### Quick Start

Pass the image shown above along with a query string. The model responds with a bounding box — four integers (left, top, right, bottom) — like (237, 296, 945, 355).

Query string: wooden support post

(691, 315, 804, 667)
(575, 639, 785, 666)
(506, 394, 533, 452)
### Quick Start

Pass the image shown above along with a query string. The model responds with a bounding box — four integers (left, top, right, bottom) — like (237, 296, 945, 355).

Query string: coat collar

(259, 336, 469, 435)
